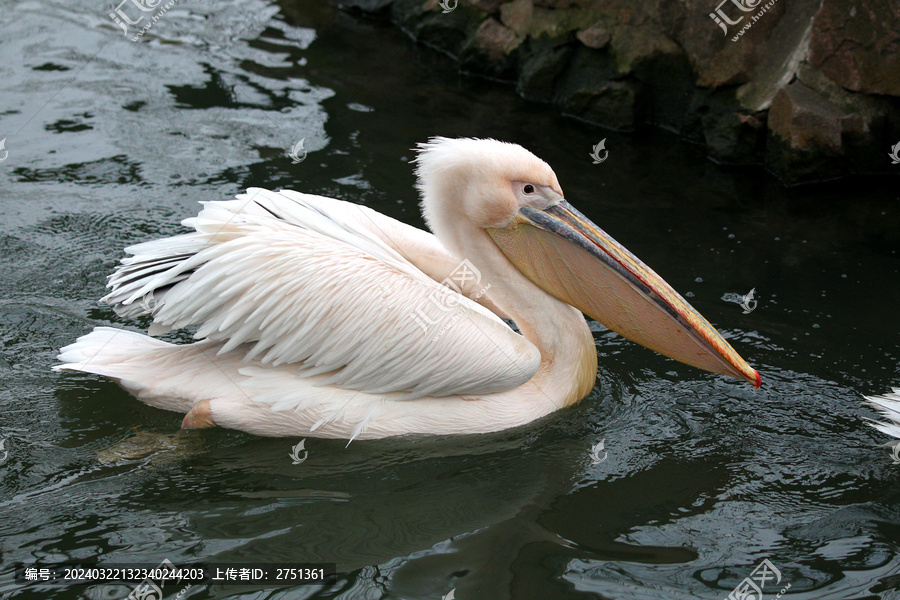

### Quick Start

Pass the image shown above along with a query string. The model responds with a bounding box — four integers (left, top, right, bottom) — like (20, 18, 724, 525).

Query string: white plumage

(57, 138, 759, 440)
(57, 188, 543, 439)
(107, 189, 537, 397)
(864, 388, 900, 461)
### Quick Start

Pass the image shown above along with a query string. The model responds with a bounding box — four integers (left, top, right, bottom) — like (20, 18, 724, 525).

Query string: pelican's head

(414, 137, 760, 388)
(415, 137, 562, 233)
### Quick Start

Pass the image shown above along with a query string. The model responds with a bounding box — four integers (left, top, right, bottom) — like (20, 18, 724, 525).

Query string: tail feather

(56, 327, 168, 379)
(55, 327, 243, 414)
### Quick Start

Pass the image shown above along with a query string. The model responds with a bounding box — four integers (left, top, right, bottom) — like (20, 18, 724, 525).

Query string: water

(1, 1, 899, 599)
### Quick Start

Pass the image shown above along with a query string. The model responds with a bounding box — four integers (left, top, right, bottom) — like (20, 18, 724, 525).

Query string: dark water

(1, 1, 899, 599)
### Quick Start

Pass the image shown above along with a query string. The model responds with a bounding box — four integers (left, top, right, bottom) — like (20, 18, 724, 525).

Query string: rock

(516, 38, 575, 102)
(669, 0, 785, 88)
(500, 0, 597, 39)
(565, 79, 641, 131)
(392, 0, 480, 58)
(797, 63, 896, 172)
(808, 0, 900, 96)
(533, 0, 583, 8)
(700, 96, 766, 165)
(765, 81, 848, 184)
(499, 0, 533, 36)
(766, 73, 898, 183)
(466, 0, 505, 13)
(555, 46, 640, 130)
(459, 18, 523, 78)
(337, 0, 396, 15)
(768, 82, 843, 149)
(557, 44, 617, 85)
(734, 0, 821, 112)
(558, 71, 641, 131)
(474, 17, 523, 60)
(609, 23, 681, 75)
(342, 0, 900, 184)
(417, 17, 472, 56)
(391, 0, 428, 29)
(576, 25, 610, 49)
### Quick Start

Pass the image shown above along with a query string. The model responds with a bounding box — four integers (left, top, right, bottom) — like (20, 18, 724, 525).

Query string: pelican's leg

(182, 400, 216, 429)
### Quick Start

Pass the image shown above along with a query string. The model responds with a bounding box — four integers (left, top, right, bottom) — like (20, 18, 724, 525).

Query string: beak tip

(753, 370, 761, 389)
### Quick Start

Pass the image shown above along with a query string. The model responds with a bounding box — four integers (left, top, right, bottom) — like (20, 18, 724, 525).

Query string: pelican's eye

(523, 184, 535, 194)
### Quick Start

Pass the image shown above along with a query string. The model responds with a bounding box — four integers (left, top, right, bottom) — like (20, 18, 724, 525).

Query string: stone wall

(330, 0, 900, 185)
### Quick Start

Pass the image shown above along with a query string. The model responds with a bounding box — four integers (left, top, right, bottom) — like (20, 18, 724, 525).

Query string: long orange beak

(487, 200, 760, 387)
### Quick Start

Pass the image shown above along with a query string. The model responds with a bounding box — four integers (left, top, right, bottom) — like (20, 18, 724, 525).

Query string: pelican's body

(57, 138, 759, 440)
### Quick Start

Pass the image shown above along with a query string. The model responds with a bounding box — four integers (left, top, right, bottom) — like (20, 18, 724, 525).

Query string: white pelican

(864, 389, 900, 461)
(56, 137, 760, 440)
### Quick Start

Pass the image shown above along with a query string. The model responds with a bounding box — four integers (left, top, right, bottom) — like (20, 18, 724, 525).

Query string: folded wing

(102, 188, 539, 398)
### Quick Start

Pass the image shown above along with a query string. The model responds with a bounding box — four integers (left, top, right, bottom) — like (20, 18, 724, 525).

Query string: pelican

(864, 389, 900, 462)
(56, 138, 759, 440)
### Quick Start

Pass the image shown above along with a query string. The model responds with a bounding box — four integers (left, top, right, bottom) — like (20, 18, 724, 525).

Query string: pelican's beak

(487, 200, 760, 387)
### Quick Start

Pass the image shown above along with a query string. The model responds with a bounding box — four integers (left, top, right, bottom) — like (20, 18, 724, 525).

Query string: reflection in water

(0, 0, 898, 599)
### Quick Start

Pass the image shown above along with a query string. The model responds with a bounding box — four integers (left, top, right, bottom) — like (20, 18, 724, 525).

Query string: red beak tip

(753, 371, 761, 389)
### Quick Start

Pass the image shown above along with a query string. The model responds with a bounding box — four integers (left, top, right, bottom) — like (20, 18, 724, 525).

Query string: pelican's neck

(443, 224, 597, 406)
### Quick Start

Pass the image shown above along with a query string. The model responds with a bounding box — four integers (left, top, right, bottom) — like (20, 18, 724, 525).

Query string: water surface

(1, 1, 899, 599)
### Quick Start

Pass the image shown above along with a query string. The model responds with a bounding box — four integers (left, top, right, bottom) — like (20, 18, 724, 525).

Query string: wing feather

(102, 188, 539, 398)
(864, 388, 900, 440)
